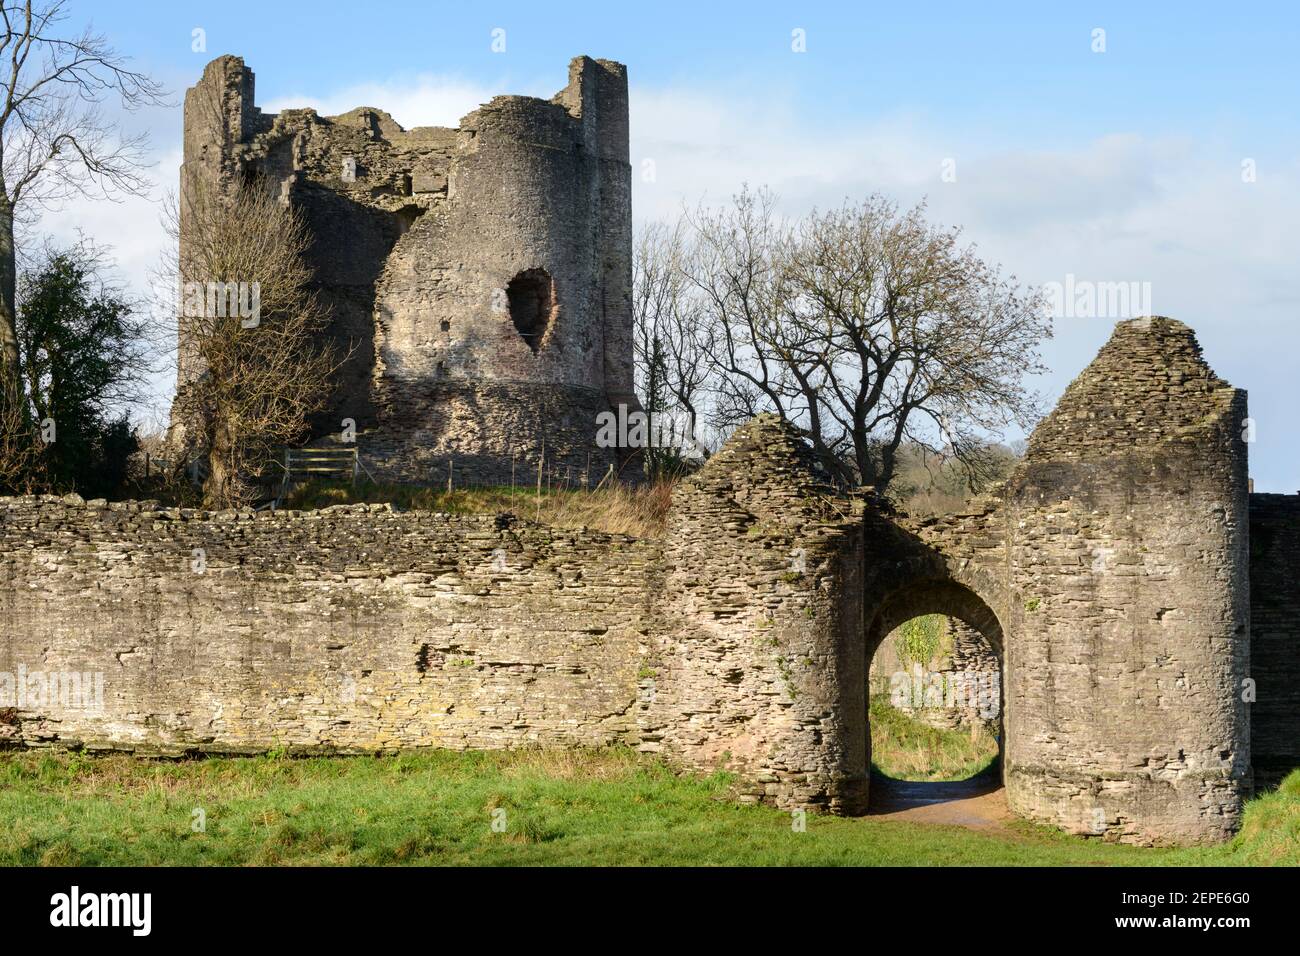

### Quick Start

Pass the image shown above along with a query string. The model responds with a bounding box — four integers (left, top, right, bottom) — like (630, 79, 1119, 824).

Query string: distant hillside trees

(887, 439, 1022, 515)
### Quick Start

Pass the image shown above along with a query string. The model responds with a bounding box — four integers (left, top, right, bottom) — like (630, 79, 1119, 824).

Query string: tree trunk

(204, 422, 234, 509)
(0, 197, 21, 404)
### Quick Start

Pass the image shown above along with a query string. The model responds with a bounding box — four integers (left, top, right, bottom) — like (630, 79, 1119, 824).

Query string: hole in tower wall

(506, 269, 555, 353)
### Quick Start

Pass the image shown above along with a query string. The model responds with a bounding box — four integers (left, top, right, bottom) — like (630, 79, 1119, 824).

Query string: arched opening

(506, 268, 555, 353)
(864, 579, 1006, 816)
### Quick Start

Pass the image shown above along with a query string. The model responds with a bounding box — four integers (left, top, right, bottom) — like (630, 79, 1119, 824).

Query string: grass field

(1, 748, 1295, 866)
(869, 695, 1000, 781)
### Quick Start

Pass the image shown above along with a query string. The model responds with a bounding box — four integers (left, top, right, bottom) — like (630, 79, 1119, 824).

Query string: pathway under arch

(864, 578, 1009, 814)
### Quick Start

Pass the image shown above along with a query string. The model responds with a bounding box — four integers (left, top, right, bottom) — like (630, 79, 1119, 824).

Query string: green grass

(869, 695, 999, 782)
(0, 748, 1295, 866)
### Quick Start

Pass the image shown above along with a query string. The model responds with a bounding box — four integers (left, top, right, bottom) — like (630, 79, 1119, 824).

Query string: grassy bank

(0, 749, 1294, 866)
(283, 478, 673, 537)
(869, 695, 999, 782)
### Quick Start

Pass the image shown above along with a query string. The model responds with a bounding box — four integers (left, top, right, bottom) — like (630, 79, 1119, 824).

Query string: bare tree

(780, 194, 1049, 489)
(0, 0, 165, 409)
(632, 219, 712, 474)
(166, 173, 342, 508)
(660, 186, 1049, 491)
(681, 188, 803, 442)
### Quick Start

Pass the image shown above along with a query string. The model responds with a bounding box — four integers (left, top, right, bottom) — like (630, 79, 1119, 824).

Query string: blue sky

(47, 1, 1300, 490)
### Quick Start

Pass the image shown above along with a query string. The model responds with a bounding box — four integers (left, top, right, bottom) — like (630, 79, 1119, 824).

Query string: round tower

(1003, 316, 1250, 844)
(367, 57, 637, 486)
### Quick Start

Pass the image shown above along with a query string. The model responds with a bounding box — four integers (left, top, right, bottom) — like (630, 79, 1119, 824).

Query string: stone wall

(947, 619, 1001, 725)
(852, 318, 1253, 845)
(176, 55, 638, 485)
(5, 316, 1296, 847)
(0, 495, 655, 753)
(645, 415, 868, 813)
(996, 318, 1251, 845)
(868, 619, 1001, 730)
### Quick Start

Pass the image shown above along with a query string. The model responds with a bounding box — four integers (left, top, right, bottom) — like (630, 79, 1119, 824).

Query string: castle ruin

(2, 315, 1297, 845)
(2, 56, 1298, 848)
(177, 54, 639, 485)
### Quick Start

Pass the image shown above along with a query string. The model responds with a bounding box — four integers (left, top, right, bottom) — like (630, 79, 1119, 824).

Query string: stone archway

(868, 579, 1004, 656)
(865, 578, 1008, 801)
(653, 319, 1256, 845)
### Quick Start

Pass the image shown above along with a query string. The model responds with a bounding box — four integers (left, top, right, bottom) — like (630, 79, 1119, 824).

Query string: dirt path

(868, 772, 1015, 833)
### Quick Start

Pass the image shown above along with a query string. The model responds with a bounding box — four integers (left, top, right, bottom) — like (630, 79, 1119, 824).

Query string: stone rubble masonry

(998, 317, 1251, 846)
(0, 497, 656, 754)
(2, 316, 1295, 847)
(868, 619, 1001, 730)
(945, 619, 1000, 725)
(175, 54, 640, 485)
(646, 414, 869, 814)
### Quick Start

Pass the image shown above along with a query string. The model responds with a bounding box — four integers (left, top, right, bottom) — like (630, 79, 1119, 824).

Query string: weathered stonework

(645, 416, 869, 813)
(997, 317, 1251, 845)
(0, 497, 655, 753)
(869, 619, 1000, 731)
(5, 317, 1297, 847)
(176, 54, 639, 485)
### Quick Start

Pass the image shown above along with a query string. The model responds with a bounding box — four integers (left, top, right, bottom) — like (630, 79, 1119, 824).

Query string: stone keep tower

(177, 54, 638, 485)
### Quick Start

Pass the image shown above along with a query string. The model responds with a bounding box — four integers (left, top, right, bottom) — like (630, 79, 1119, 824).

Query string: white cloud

(34, 147, 181, 284)
(263, 75, 502, 130)
(630, 87, 944, 221)
(628, 84, 1300, 490)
